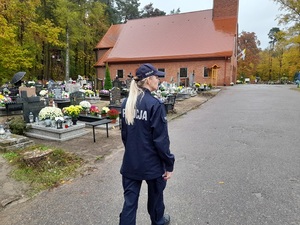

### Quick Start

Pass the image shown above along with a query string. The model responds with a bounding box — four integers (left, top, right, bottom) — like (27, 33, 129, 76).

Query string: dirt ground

(0, 90, 220, 209)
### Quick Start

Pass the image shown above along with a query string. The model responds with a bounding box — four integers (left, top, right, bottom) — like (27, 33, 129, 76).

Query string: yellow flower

(85, 90, 95, 96)
(62, 105, 83, 118)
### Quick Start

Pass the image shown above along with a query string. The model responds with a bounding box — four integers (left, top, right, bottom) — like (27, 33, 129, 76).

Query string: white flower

(39, 107, 63, 120)
(79, 100, 91, 109)
(39, 90, 48, 96)
(101, 107, 110, 113)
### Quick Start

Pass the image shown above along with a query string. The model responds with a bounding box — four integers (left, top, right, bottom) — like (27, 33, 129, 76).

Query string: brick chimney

(213, 0, 239, 19)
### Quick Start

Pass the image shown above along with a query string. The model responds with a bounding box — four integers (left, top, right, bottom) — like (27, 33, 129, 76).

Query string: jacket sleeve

(151, 103, 175, 172)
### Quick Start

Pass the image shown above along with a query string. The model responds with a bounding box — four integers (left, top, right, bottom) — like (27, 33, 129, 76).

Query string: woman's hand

(163, 171, 173, 181)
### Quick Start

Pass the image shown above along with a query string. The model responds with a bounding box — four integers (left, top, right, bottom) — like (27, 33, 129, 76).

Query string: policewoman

(119, 64, 175, 225)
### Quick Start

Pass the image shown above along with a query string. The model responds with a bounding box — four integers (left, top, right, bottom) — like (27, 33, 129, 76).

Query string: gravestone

(20, 93, 44, 123)
(112, 79, 122, 89)
(109, 87, 121, 106)
(79, 79, 87, 87)
(19, 86, 36, 97)
(164, 94, 177, 114)
(65, 83, 80, 93)
(35, 84, 43, 96)
(53, 88, 62, 99)
(69, 91, 85, 105)
(52, 85, 69, 108)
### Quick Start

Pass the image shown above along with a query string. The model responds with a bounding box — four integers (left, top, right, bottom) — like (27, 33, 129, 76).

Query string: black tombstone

(35, 83, 43, 96)
(112, 79, 122, 89)
(109, 87, 121, 106)
(69, 91, 85, 105)
(20, 91, 44, 123)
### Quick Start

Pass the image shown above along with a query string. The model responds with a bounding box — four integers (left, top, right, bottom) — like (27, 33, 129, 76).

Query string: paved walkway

(0, 90, 220, 211)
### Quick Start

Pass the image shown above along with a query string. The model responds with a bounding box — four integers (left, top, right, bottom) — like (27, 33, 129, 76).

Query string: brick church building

(94, 0, 239, 87)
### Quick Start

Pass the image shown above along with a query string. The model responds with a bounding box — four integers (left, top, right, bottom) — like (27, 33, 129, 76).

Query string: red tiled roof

(94, 48, 112, 67)
(97, 9, 237, 64)
(94, 24, 124, 49)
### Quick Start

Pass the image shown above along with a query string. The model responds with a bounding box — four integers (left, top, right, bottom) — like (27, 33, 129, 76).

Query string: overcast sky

(139, 0, 286, 49)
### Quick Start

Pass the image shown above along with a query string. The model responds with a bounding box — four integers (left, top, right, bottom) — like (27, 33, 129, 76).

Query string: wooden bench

(85, 119, 112, 142)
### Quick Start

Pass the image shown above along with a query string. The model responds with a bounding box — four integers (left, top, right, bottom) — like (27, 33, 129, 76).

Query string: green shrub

(104, 63, 112, 90)
(9, 117, 28, 135)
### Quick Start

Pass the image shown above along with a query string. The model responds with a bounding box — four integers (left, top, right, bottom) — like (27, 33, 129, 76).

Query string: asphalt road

(0, 85, 299, 225)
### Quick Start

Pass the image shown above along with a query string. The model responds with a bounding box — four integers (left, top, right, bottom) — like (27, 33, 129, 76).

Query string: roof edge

(106, 52, 233, 63)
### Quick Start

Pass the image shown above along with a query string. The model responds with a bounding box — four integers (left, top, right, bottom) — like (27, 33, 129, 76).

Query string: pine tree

(104, 63, 112, 90)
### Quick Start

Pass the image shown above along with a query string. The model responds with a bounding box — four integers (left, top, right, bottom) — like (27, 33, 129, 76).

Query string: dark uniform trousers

(119, 176, 167, 225)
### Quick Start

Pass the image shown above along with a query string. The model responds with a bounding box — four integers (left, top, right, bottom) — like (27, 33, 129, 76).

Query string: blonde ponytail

(125, 79, 147, 125)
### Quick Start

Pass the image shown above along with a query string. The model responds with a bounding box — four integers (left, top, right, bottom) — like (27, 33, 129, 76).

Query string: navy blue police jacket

(120, 89, 175, 180)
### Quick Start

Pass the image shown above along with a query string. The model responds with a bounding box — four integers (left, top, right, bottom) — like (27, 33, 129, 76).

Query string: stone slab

(0, 134, 34, 152)
(25, 123, 90, 142)
(85, 96, 101, 104)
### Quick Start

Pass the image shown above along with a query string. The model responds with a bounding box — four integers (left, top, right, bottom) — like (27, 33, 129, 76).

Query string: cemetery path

(0, 90, 219, 212)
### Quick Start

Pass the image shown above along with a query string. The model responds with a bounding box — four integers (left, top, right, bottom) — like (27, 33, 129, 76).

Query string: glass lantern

(0, 125, 5, 135)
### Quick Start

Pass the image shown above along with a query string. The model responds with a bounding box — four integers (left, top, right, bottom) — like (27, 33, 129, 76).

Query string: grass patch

(2, 151, 18, 162)
(1, 145, 83, 196)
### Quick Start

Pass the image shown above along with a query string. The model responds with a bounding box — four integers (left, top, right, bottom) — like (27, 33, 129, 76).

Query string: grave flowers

(100, 89, 109, 95)
(79, 100, 91, 110)
(38, 107, 63, 120)
(38, 107, 63, 127)
(85, 90, 95, 97)
(107, 108, 119, 123)
(0, 94, 12, 107)
(90, 105, 100, 116)
(39, 89, 48, 97)
(101, 106, 110, 118)
(79, 100, 91, 115)
(99, 89, 110, 100)
(27, 81, 35, 87)
(62, 105, 82, 119)
(62, 105, 82, 125)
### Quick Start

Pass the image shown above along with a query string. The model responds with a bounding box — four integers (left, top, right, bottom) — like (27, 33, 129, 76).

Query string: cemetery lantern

(56, 119, 63, 129)
(0, 125, 5, 135)
(29, 112, 34, 123)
